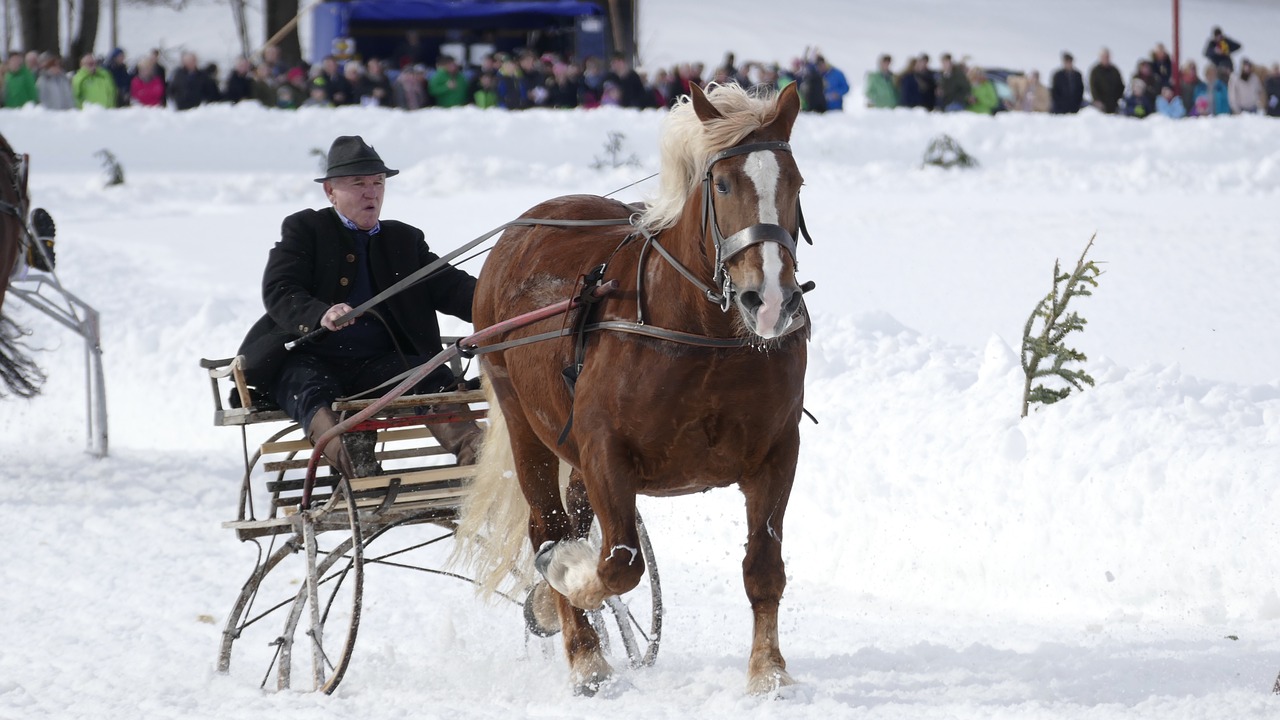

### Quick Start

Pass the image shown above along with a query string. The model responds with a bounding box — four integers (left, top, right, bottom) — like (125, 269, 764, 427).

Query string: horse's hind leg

(502, 400, 611, 693)
(740, 460, 798, 695)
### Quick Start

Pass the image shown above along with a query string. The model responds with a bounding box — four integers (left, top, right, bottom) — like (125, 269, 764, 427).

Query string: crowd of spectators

(863, 26, 1280, 118)
(0, 41, 852, 113)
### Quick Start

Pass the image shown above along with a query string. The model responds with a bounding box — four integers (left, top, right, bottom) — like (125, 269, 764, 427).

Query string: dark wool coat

(1050, 68, 1084, 114)
(237, 207, 476, 389)
(1089, 64, 1126, 114)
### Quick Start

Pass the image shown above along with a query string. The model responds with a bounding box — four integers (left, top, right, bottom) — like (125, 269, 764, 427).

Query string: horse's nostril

(783, 290, 803, 317)
(739, 290, 763, 312)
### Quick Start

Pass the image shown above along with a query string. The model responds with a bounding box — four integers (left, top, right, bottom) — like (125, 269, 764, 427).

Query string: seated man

(237, 135, 481, 476)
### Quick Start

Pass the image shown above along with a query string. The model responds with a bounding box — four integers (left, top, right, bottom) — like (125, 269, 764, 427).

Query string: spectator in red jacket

(130, 56, 166, 106)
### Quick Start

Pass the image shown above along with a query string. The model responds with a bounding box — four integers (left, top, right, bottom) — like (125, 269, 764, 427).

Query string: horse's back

(475, 194, 637, 326)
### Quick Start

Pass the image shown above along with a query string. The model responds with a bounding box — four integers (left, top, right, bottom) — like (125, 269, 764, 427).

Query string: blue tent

(312, 0, 607, 65)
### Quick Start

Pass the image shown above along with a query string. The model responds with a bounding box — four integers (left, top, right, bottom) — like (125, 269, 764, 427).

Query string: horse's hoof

(522, 580, 560, 637)
(747, 666, 795, 696)
(533, 540, 555, 577)
(570, 653, 614, 697)
(533, 539, 604, 609)
(573, 678, 602, 697)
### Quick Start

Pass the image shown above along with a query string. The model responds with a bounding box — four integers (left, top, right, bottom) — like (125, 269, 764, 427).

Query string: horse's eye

(715, 179, 729, 194)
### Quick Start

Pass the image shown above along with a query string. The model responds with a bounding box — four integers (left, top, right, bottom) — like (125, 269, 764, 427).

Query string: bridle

(700, 140, 814, 311)
(640, 140, 815, 315)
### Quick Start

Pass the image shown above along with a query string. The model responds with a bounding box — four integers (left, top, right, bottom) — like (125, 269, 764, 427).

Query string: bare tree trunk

(265, 0, 301, 65)
(15, 0, 59, 54)
(68, 0, 96, 61)
(107, 0, 115, 52)
(229, 0, 249, 59)
(4, 0, 13, 54)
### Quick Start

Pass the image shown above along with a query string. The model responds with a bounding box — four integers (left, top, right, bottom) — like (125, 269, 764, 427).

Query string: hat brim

(314, 165, 400, 183)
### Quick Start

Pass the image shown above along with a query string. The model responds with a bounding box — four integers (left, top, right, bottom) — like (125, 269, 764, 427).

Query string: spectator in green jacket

(965, 67, 1002, 114)
(428, 54, 469, 107)
(472, 71, 499, 109)
(864, 54, 898, 108)
(72, 54, 117, 108)
(3, 51, 39, 107)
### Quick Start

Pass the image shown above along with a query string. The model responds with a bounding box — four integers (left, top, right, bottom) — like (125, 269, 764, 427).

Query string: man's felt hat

(314, 135, 399, 182)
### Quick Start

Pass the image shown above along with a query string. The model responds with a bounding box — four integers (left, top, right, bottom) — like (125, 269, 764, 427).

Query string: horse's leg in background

(503, 398, 612, 694)
(740, 448, 799, 695)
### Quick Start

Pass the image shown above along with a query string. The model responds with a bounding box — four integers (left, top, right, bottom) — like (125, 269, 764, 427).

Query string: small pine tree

(1020, 234, 1102, 417)
(95, 149, 125, 187)
(310, 147, 327, 175)
(922, 134, 978, 169)
(591, 131, 640, 170)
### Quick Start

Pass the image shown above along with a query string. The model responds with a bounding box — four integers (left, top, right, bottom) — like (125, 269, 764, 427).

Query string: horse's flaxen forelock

(638, 83, 784, 234)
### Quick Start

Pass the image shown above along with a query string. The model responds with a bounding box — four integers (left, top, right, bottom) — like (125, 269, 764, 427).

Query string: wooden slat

(263, 445, 450, 473)
(260, 426, 436, 455)
(334, 388, 486, 412)
(348, 465, 476, 490)
(341, 485, 471, 511)
(214, 407, 292, 427)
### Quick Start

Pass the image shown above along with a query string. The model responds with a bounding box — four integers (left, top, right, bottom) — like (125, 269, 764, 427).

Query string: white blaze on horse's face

(721, 150, 804, 340)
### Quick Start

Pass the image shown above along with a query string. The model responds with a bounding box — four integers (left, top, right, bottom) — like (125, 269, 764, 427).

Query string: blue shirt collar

(334, 208, 381, 235)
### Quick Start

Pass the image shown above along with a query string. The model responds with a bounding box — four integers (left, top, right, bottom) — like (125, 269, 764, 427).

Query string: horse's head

(689, 83, 805, 340)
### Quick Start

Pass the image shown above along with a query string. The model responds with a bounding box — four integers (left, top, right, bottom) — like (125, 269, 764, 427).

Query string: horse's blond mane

(638, 83, 784, 233)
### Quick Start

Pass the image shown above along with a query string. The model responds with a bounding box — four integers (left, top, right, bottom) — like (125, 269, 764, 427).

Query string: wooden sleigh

(203, 331, 661, 693)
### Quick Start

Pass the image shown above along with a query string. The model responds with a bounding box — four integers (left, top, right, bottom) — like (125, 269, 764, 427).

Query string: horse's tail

(0, 310, 44, 399)
(449, 371, 537, 601)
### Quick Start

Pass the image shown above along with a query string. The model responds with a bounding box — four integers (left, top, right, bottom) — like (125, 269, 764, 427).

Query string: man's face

(325, 174, 386, 231)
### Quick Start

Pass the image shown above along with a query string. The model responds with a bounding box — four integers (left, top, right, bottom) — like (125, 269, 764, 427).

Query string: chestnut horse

(0, 132, 43, 399)
(456, 82, 810, 695)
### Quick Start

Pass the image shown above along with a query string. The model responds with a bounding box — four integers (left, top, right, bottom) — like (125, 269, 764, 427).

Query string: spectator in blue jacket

(1192, 63, 1231, 116)
(897, 57, 926, 108)
(1155, 84, 1186, 118)
(105, 48, 131, 106)
(818, 55, 849, 111)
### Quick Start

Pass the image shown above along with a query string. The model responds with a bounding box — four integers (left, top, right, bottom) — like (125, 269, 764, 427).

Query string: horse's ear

(770, 82, 802, 138)
(690, 83, 724, 123)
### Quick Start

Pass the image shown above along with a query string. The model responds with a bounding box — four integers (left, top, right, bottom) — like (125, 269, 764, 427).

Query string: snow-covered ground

(3, 2, 1280, 718)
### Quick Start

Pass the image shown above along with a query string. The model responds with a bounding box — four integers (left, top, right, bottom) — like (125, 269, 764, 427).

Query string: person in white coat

(1228, 58, 1264, 114)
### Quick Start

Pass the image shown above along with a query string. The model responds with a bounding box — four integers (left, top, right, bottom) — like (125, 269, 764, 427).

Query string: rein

(285, 214, 638, 351)
(298, 141, 818, 390)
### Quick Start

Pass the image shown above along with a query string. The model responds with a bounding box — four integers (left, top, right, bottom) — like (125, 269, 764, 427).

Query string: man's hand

(321, 303, 357, 331)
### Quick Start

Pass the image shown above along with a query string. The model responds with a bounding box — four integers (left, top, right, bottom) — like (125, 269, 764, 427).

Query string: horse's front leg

(496, 389, 610, 694)
(536, 446, 646, 611)
(740, 455, 798, 695)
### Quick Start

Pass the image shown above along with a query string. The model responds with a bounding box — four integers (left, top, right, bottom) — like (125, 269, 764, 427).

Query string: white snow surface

(4, 2, 1280, 718)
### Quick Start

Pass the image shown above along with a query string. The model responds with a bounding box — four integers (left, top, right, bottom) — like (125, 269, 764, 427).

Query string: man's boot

(425, 403, 484, 465)
(28, 208, 56, 272)
(306, 407, 358, 479)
